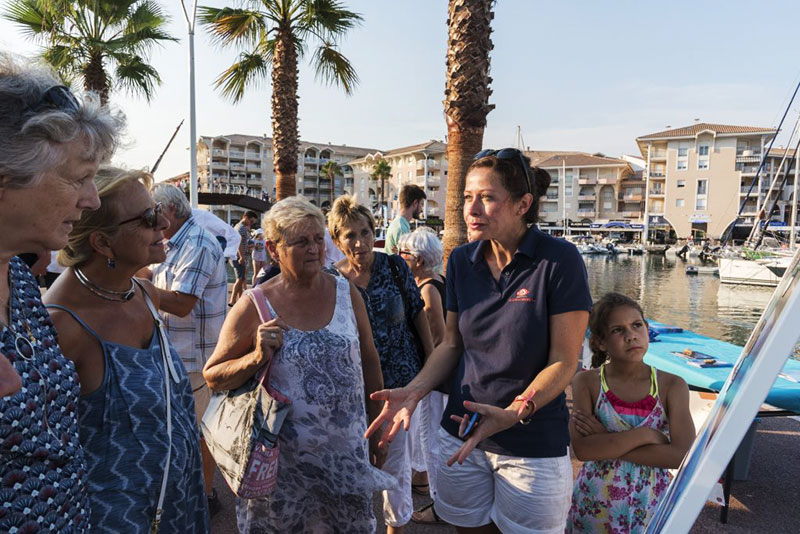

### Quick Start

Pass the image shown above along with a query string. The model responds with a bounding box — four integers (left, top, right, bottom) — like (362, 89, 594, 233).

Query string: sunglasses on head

(117, 202, 163, 229)
(473, 148, 532, 195)
(29, 85, 80, 114)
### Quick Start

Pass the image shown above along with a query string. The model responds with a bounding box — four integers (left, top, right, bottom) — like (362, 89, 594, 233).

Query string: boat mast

(562, 158, 568, 236)
(643, 142, 652, 245)
(792, 146, 799, 250)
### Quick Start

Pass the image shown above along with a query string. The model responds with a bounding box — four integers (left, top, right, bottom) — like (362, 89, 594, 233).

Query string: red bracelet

(514, 388, 537, 425)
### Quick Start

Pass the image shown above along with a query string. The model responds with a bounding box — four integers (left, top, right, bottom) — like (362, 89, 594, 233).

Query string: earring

(107, 258, 116, 269)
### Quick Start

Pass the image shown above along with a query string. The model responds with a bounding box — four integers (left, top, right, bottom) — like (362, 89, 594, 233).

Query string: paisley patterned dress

(566, 365, 672, 534)
(0, 257, 90, 533)
(236, 275, 396, 534)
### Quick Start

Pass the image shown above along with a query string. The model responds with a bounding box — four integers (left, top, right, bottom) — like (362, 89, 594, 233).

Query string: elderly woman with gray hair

(203, 196, 394, 533)
(0, 54, 122, 532)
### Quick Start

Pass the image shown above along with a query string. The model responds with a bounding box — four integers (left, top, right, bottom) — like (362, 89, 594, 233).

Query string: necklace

(74, 266, 136, 301)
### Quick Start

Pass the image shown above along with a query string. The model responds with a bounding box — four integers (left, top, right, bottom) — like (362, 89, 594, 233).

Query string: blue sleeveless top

(1, 257, 90, 533)
(47, 300, 209, 534)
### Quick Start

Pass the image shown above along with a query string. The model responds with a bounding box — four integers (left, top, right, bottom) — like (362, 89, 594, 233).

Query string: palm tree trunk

(272, 28, 299, 200)
(442, 0, 495, 266)
(443, 123, 483, 257)
(83, 52, 109, 105)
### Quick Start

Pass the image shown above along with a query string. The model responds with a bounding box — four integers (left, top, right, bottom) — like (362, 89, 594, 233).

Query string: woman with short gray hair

(0, 53, 123, 532)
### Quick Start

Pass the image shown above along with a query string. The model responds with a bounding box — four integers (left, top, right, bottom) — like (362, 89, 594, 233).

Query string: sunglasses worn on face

(473, 148, 533, 195)
(117, 202, 163, 229)
(29, 85, 80, 114)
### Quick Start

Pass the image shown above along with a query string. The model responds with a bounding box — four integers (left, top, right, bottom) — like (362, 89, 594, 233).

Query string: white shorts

(380, 424, 413, 527)
(413, 392, 448, 499)
(434, 428, 572, 534)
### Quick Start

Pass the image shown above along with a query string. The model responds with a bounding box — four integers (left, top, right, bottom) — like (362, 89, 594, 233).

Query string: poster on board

(645, 248, 800, 533)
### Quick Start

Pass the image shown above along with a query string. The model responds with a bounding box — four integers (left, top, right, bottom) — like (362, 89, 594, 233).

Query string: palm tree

(4, 0, 176, 104)
(199, 1, 361, 201)
(442, 0, 495, 262)
(371, 159, 391, 226)
(319, 159, 342, 207)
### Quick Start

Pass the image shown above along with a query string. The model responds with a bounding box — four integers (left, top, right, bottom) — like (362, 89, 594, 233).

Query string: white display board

(646, 248, 800, 533)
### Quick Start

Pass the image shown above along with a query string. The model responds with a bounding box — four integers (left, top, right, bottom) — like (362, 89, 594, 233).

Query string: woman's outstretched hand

(447, 400, 518, 467)
(364, 387, 419, 448)
(0, 353, 21, 397)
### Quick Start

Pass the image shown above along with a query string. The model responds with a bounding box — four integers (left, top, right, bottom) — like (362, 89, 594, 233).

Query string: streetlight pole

(180, 0, 199, 208)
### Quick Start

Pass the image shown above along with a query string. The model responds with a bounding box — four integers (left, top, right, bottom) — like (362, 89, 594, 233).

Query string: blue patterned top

(0, 257, 90, 533)
(47, 297, 209, 533)
(363, 253, 424, 389)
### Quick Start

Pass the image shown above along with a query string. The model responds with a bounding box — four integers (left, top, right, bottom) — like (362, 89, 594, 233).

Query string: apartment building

(528, 151, 642, 232)
(348, 140, 448, 220)
(197, 135, 377, 220)
(635, 123, 789, 240)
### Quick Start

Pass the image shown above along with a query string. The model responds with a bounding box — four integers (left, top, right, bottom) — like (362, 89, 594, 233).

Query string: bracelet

(514, 388, 537, 425)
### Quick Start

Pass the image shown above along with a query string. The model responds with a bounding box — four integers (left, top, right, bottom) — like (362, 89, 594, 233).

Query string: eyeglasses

(398, 250, 416, 258)
(473, 148, 532, 195)
(117, 202, 163, 229)
(29, 85, 80, 114)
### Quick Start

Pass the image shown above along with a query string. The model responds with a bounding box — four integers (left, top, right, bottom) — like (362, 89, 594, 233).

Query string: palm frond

(2, 0, 62, 39)
(95, 0, 139, 27)
(121, 0, 177, 49)
(312, 42, 358, 95)
(213, 51, 270, 102)
(198, 6, 265, 48)
(114, 53, 161, 100)
(302, 0, 361, 39)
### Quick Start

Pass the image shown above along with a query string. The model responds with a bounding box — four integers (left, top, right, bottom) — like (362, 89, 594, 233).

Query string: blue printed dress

(0, 257, 90, 533)
(47, 298, 209, 533)
(566, 365, 671, 534)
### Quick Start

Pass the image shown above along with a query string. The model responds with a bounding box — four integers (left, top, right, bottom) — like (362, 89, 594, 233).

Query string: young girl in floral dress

(566, 293, 695, 533)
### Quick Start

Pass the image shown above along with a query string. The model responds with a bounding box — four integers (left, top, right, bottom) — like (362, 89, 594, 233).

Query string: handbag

(138, 281, 181, 533)
(200, 287, 291, 499)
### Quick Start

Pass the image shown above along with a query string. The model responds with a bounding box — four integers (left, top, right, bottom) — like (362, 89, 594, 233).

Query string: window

(677, 142, 689, 171)
(698, 144, 710, 170)
(678, 147, 688, 157)
(677, 180, 686, 188)
(677, 160, 687, 170)
(696, 197, 707, 210)
(676, 199, 685, 207)
(697, 179, 708, 195)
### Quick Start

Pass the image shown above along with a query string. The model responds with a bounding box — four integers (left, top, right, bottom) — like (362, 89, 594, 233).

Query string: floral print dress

(566, 365, 671, 534)
(235, 275, 396, 534)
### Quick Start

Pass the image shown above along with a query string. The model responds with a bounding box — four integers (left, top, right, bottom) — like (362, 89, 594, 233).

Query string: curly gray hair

(0, 53, 125, 188)
(397, 227, 443, 273)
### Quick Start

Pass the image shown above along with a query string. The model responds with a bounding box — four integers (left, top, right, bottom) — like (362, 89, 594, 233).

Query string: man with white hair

(150, 183, 227, 516)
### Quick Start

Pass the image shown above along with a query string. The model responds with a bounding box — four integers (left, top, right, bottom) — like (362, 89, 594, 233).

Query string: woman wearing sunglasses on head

(367, 149, 592, 534)
(0, 55, 123, 532)
(43, 167, 209, 533)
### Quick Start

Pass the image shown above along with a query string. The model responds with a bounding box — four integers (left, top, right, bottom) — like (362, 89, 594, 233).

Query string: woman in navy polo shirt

(367, 149, 592, 534)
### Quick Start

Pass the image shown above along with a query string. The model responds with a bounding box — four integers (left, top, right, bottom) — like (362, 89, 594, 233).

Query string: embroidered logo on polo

(509, 288, 534, 303)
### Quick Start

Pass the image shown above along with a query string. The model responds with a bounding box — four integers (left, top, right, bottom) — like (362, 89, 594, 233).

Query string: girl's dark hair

(588, 292, 647, 368)
(469, 153, 551, 224)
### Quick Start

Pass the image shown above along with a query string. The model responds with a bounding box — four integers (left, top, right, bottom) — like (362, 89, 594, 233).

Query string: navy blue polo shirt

(442, 225, 592, 458)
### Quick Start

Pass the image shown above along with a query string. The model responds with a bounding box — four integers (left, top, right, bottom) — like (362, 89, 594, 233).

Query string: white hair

(398, 227, 443, 273)
(0, 53, 125, 188)
(152, 183, 192, 218)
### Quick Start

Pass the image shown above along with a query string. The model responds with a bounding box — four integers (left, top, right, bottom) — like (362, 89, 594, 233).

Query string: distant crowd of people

(0, 54, 695, 534)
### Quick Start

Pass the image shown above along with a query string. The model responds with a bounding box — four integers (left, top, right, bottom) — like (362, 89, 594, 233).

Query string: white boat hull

(718, 257, 788, 287)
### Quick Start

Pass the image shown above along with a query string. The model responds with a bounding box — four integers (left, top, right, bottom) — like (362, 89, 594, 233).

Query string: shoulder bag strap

(244, 288, 279, 387)
(134, 280, 174, 534)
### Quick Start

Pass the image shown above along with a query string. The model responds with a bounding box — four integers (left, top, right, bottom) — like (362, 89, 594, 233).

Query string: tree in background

(4, 0, 176, 105)
(199, 0, 361, 201)
(320, 159, 342, 208)
(442, 0, 495, 262)
(371, 159, 392, 226)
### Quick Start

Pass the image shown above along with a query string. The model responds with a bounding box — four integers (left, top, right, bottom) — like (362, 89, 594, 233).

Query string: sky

(2, 0, 799, 180)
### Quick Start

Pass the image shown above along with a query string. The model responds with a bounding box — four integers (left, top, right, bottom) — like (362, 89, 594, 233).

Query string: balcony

(424, 177, 441, 187)
(649, 150, 667, 160)
(343, 170, 354, 178)
(622, 193, 643, 201)
(246, 164, 263, 172)
(543, 196, 559, 202)
(577, 193, 596, 201)
(577, 209, 596, 217)
(649, 171, 665, 178)
(230, 164, 245, 171)
(245, 152, 262, 160)
(211, 160, 228, 169)
(578, 177, 596, 185)
(229, 150, 245, 160)
(622, 210, 642, 218)
(416, 160, 440, 170)
(596, 176, 616, 185)
(212, 149, 227, 157)
(304, 157, 319, 164)
(649, 189, 664, 197)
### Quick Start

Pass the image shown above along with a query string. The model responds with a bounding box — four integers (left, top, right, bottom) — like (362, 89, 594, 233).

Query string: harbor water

(583, 254, 775, 348)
